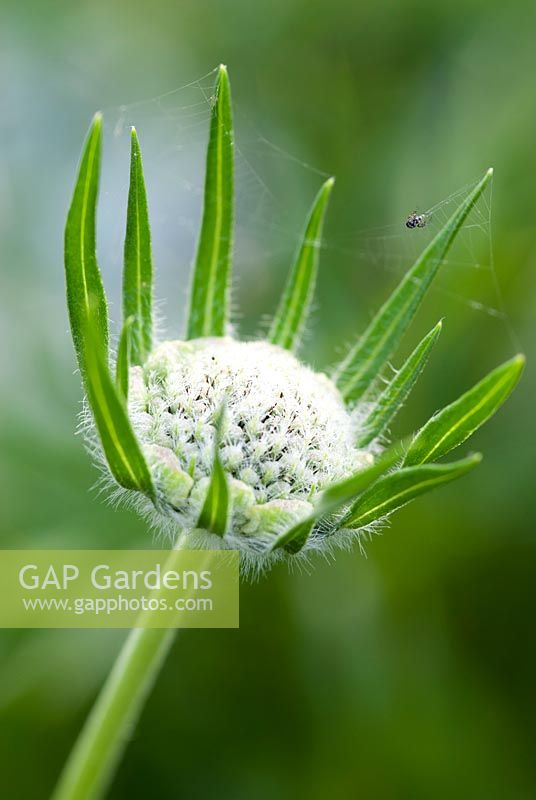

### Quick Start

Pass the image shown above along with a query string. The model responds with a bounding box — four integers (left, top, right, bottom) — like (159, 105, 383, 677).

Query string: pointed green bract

(116, 317, 133, 401)
(278, 520, 315, 555)
(269, 177, 335, 351)
(65, 112, 109, 378)
(357, 320, 442, 447)
(123, 128, 153, 365)
(271, 441, 406, 553)
(404, 354, 524, 467)
(197, 408, 229, 536)
(333, 169, 493, 404)
(186, 65, 234, 339)
(342, 454, 482, 528)
(84, 317, 155, 498)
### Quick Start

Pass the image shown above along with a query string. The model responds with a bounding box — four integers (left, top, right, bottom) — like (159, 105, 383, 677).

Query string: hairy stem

(51, 539, 191, 800)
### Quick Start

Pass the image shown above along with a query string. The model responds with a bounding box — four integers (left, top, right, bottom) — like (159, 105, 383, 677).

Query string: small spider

(405, 211, 427, 229)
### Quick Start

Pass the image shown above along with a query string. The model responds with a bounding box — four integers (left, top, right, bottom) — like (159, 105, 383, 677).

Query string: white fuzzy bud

(122, 337, 373, 561)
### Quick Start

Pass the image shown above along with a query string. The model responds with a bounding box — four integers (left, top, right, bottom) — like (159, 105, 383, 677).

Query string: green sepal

(404, 355, 525, 466)
(65, 112, 109, 379)
(342, 454, 482, 528)
(269, 176, 335, 351)
(357, 320, 442, 447)
(83, 316, 155, 499)
(123, 128, 154, 365)
(186, 65, 234, 339)
(116, 316, 134, 401)
(197, 407, 230, 536)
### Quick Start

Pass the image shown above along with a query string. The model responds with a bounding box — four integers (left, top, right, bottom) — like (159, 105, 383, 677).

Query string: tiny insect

(405, 211, 427, 229)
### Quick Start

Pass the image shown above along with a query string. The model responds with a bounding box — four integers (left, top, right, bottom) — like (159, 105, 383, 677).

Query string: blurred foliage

(0, 0, 534, 797)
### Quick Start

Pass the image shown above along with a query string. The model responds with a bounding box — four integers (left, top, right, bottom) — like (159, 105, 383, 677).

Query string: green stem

(52, 627, 176, 800)
(51, 539, 191, 800)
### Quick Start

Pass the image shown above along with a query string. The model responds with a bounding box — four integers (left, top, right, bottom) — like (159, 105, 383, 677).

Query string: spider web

(98, 67, 519, 353)
(327, 179, 508, 323)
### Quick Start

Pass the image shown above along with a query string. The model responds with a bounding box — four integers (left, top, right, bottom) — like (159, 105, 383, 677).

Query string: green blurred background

(1, 0, 535, 797)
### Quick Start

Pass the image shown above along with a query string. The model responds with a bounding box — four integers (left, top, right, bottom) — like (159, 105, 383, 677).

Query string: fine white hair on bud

(121, 337, 374, 566)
